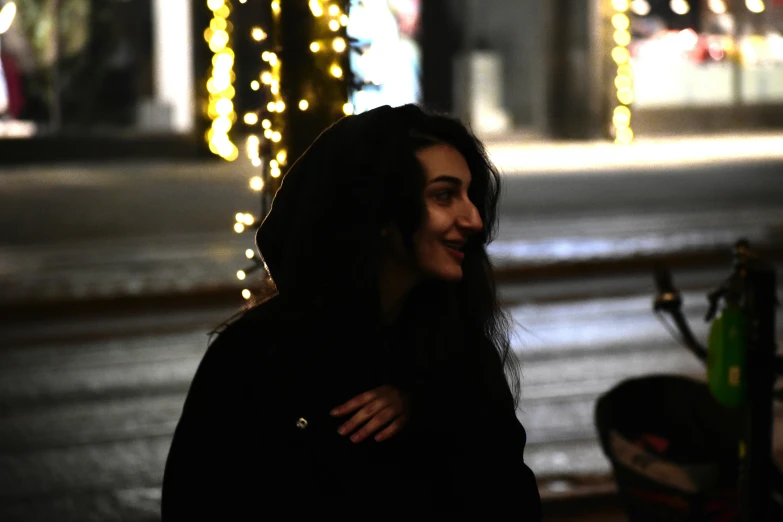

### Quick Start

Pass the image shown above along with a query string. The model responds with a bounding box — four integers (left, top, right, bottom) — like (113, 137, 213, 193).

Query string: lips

(443, 241, 465, 260)
(442, 240, 465, 251)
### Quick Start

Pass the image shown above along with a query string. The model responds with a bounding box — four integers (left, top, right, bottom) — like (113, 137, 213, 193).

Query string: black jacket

(161, 296, 542, 519)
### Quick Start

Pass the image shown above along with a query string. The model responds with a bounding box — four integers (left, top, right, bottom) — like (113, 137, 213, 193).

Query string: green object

(707, 306, 746, 408)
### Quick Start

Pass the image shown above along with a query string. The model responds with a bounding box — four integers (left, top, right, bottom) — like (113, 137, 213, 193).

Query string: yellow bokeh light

(235, 212, 244, 223)
(211, 75, 230, 93)
(616, 127, 634, 144)
(271, 84, 280, 95)
(612, 0, 630, 11)
(617, 64, 634, 78)
(267, 101, 277, 112)
(262, 119, 272, 129)
(234, 223, 245, 234)
(271, 168, 282, 178)
(237, 270, 247, 281)
(611, 13, 630, 30)
(268, 54, 279, 66)
(215, 98, 233, 116)
(261, 71, 273, 84)
(329, 19, 340, 31)
(614, 30, 631, 47)
(275, 101, 286, 112)
(242, 289, 252, 300)
(207, 0, 225, 11)
(244, 113, 258, 125)
(213, 116, 232, 134)
(272, 131, 282, 142)
(343, 102, 354, 115)
(333, 37, 347, 52)
(243, 213, 255, 225)
(310, 0, 324, 16)
(746, 0, 765, 13)
(252, 27, 267, 41)
(330, 64, 343, 78)
(213, 53, 233, 70)
(613, 109, 631, 128)
(216, 5, 230, 19)
(245, 248, 255, 259)
(251, 157, 262, 167)
(276, 150, 287, 164)
(262, 51, 271, 62)
(251, 80, 260, 91)
(611, 46, 631, 64)
(614, 105, 631, 118)
(209, 31, 229, 52)
(340, 14, 349, 26)
(250, 177, 264, 191)
(614, 75, 632, 90)
(299, 99, 310, 110)
(310, 42, 321, 52)
(328, 4, 340, 16)
(617, 88, 634, 105)
(270, 159, 279, 169)
(271, 1, 281, 14)
(210, 17, 227, 32)
(264, 129, 273, 139)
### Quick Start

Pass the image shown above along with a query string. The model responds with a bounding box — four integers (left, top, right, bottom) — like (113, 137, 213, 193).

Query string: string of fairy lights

(203, 0, 355, 300)
(205, 0, 240, 161)
(610, 0, 634, 144)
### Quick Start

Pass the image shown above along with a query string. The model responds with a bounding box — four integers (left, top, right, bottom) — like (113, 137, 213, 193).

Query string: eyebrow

(428, 175, 463, 186)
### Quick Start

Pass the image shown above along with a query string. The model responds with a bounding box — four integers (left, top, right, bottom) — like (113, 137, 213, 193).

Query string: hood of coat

(254, 104, 426, 320)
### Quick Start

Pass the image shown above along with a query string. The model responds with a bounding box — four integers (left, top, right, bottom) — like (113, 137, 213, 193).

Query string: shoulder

(214, 297, 287, 344)
(199, 297, 290, 375)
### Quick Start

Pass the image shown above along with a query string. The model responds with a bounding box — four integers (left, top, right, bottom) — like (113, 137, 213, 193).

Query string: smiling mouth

(443, 242, 465, 260)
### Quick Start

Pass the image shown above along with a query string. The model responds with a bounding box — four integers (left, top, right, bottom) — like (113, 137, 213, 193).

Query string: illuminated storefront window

(346, 0, 421, 113)
(628, 0, 783, 109)
(0, 0, 192, 141)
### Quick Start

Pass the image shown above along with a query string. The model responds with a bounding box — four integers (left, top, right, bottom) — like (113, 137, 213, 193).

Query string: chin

(429, 267, 463, 282)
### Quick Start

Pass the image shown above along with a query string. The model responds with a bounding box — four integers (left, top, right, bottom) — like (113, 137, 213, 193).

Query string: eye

(434, 189, 455, 202)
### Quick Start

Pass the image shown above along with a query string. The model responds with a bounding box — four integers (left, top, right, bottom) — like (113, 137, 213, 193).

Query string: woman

(161, 104, 541, 519)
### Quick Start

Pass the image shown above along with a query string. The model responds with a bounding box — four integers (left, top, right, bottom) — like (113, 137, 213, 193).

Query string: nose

(457, 200, 483, 234)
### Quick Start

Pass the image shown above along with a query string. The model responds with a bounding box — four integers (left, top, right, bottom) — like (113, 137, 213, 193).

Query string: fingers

(329, 385, 409, 443)
(336, 397, 388, 437)
(374, 416, 407, 442)
(330, 387, 382, 417)
(347, 406, 398, 443)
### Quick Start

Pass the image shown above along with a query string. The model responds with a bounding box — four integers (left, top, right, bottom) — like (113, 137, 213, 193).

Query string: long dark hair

(233, 104, 520, 406)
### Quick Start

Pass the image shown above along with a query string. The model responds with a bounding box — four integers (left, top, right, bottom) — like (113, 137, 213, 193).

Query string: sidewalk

(485, 131, 783, 174)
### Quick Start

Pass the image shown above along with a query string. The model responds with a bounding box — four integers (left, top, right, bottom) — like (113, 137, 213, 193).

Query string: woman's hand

(330, 385, 409, 443)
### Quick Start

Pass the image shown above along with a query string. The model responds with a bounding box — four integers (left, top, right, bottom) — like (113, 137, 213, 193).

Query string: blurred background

(1, 0, 782, 520)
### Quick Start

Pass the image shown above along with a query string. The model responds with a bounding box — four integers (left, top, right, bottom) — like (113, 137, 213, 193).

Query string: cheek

(412, 211, 441, 252)
(418, 206, 451, 238)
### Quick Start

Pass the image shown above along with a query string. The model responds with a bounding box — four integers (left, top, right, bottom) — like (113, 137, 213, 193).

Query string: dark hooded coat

(161, 106, 542, 519)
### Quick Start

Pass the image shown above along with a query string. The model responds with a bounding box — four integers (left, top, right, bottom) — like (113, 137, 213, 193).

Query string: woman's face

(411, 144, 483, 281)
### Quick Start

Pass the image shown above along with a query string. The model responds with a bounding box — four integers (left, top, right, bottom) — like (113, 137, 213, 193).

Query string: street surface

(1, 153, 782, 520)
(1, 160, 782, 305)
(1, 271, 782, 521)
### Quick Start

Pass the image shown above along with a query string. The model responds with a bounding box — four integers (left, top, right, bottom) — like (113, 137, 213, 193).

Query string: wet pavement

(2, 273, 782, 521)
